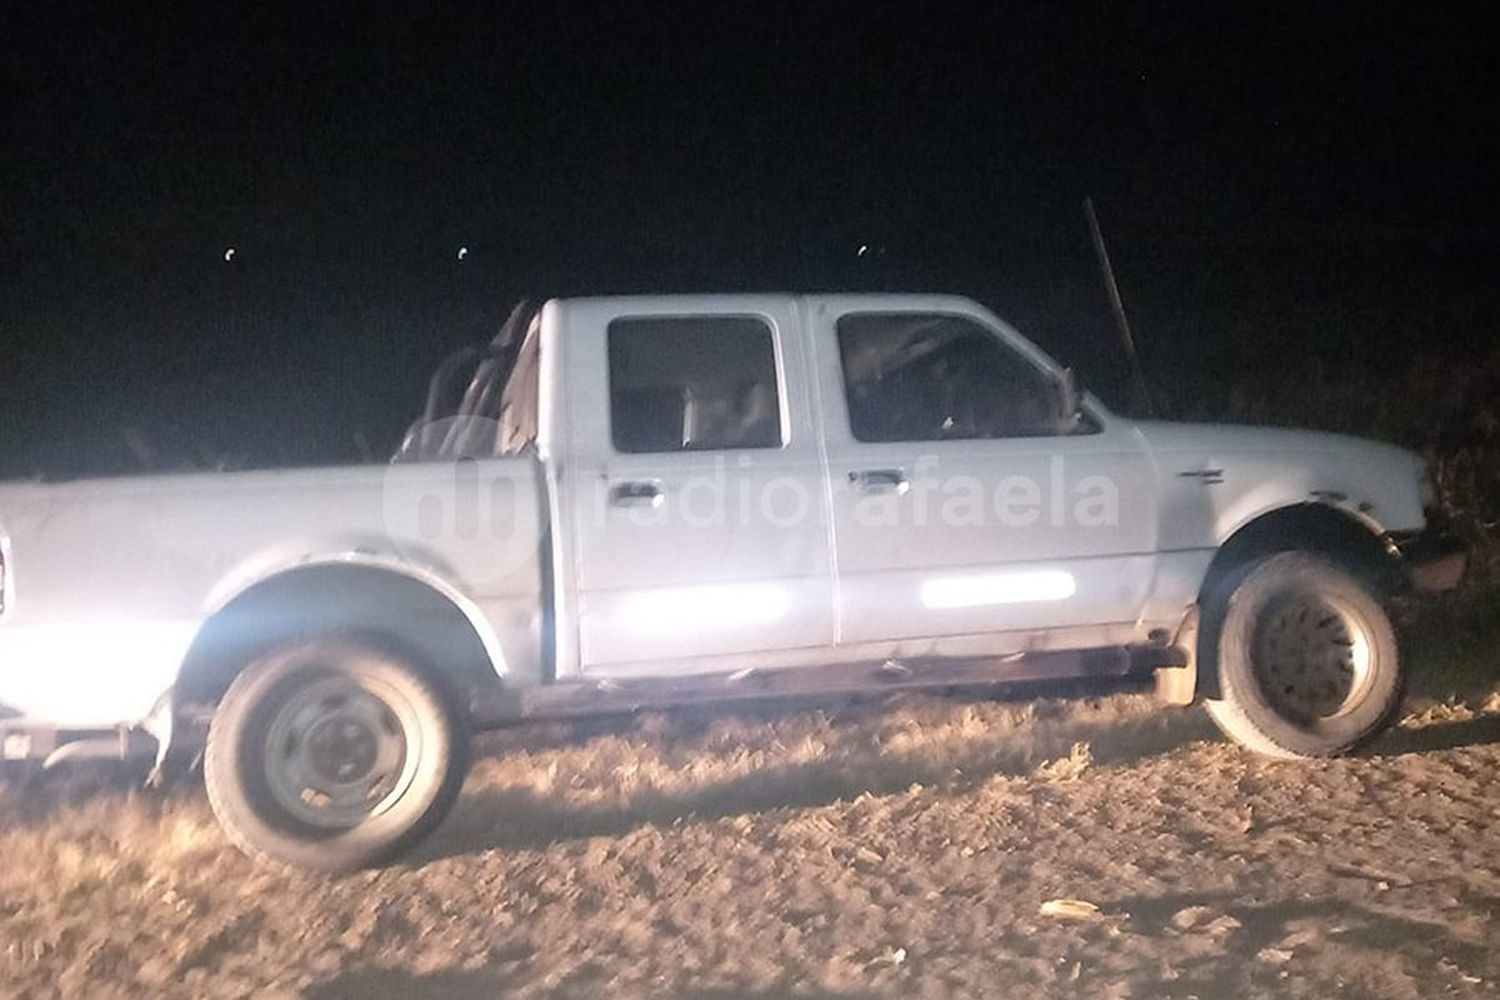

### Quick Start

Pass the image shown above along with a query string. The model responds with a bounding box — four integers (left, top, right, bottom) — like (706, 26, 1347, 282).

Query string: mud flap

(142, 691, 175, 786)
(1154, 606, 1199, 706)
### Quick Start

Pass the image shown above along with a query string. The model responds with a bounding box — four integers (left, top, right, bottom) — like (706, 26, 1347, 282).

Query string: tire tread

(1201, 552, 1401, 759)
(204, 633, 468, 873)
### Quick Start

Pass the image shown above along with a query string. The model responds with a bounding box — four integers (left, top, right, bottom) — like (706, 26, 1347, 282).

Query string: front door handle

(610, 481, 664, 507)
(848, 468, 909, 495)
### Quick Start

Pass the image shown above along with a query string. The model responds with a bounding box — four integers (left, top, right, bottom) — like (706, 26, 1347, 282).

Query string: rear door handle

(848, 468, 909, 495)
(610, 481, 664, 507)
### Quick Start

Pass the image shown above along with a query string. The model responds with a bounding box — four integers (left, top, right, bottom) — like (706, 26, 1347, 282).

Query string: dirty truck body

(0, 294, 1463, 869)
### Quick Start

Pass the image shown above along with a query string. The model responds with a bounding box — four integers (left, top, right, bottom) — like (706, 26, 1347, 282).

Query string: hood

(1131, 419, 1421, 467)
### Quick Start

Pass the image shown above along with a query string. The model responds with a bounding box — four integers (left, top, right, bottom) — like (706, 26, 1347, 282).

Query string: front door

(807, 297, 1158, 648)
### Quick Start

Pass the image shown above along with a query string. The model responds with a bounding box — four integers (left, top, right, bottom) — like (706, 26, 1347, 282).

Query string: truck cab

(536, 295, 1165, 679)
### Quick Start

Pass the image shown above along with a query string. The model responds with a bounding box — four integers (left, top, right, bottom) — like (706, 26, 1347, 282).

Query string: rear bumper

(1386, 529, 1469, 593)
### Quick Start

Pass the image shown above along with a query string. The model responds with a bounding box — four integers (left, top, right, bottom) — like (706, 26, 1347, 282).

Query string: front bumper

(1386, 529, 1469, 593)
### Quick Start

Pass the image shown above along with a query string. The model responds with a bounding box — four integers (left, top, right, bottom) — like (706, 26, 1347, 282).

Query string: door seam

(799, 295, 844, 646)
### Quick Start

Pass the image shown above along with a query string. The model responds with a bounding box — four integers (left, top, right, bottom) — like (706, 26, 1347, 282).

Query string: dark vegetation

(1140, 261, 1500, 584)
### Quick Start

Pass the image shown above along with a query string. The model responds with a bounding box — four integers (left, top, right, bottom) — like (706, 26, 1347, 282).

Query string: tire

(204, 634, 469, 872)
(1202, 552, 1401, 759)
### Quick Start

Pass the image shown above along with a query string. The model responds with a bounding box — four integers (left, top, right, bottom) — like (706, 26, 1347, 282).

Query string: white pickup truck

(0, 294, 1465, 870)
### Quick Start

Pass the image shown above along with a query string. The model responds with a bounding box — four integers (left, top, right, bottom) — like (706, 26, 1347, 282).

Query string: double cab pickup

(0, 294, 1464, 869)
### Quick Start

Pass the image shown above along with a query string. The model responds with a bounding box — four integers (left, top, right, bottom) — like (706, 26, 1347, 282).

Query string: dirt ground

(4, 599, 1500, 999)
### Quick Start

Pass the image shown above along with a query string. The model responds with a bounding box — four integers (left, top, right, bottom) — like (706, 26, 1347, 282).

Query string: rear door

(807, 296, 1159, 647)
(557, 297, 835, 675)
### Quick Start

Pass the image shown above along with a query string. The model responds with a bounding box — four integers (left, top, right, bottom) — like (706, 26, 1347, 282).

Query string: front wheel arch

(1192, 503, 1398, 702)
(1199, 552, 1402, 757)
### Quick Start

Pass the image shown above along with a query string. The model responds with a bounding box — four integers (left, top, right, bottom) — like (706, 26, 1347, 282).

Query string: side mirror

(1057, 367, 1084, 434)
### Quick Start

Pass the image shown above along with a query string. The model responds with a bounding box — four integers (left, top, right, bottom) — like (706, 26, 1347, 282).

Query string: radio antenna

(1083, 197, 1154, 416)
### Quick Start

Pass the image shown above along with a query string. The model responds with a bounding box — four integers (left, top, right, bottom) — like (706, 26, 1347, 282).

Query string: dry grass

(4, 600, 1500, 998)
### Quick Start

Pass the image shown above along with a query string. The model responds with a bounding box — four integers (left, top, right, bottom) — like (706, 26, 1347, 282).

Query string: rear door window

(608, 316, 784, 453)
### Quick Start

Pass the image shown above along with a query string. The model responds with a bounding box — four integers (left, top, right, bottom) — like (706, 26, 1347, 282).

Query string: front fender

(1135, 419, 1427, 552)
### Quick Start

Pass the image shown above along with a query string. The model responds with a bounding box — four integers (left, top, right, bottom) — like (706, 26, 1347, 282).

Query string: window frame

(605, 312, 790, 456)
(833, 310, 1099, 444)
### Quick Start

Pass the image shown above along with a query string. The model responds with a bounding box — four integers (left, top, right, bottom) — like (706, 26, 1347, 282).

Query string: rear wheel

(204, 634, 468, 872)
(1203, 553, 1401, 758)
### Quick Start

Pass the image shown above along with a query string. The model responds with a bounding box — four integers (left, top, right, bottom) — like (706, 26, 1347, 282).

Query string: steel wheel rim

(1252, 592, 1376, 725)
(262, 672, 423, 829)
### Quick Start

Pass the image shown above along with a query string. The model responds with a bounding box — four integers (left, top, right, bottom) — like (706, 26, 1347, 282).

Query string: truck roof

(549, 292, 992, 315)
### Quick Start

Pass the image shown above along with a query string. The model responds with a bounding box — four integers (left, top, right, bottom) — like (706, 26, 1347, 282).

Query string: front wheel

(1203, 553, 1402, 759)
(204, 634, 468, 872)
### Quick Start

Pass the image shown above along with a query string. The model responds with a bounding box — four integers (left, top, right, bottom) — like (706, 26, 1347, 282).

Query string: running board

(487, 644, 1181, 724)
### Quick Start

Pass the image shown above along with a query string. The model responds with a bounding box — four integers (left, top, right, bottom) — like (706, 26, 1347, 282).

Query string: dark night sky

(2, 3, 1497, 477)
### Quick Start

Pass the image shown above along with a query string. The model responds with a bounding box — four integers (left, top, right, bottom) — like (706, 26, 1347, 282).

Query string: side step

(497, 644, 1182, 723)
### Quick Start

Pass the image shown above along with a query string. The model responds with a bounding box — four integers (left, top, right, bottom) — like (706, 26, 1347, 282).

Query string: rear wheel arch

(175, 562, 504, 721)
